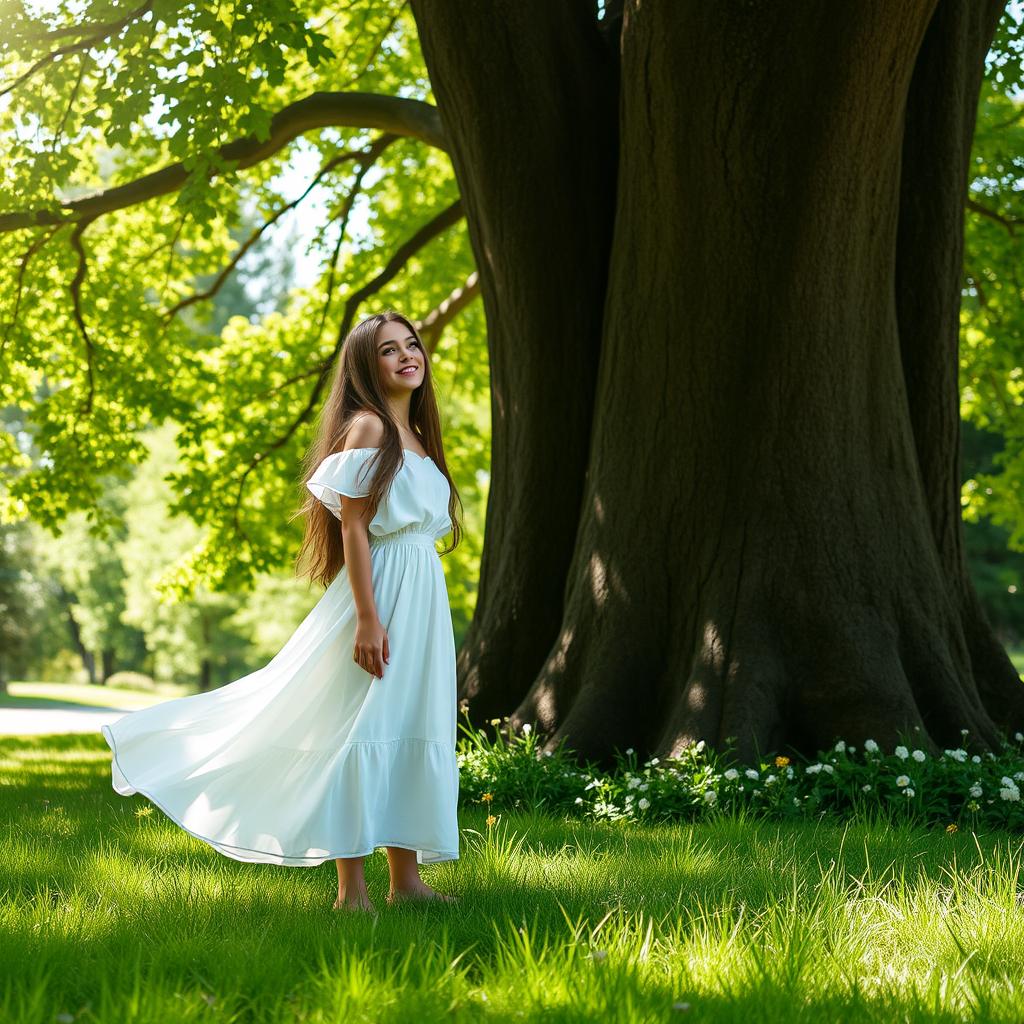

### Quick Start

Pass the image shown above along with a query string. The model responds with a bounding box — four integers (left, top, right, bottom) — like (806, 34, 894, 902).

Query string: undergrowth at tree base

(455, 709, 1024, 833)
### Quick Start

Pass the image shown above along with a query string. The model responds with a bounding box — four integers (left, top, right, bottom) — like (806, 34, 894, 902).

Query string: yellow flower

(774, 756, 790, 767)
(486, 815, 497, 827)
(946, 823, 959, 834)
(134, 806, 153, 819)
(481, 792, 493, 803)
(490, 718, 501, 726)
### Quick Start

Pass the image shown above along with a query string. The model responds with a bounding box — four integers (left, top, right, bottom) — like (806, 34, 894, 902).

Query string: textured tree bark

(413, 0, 1024, 765)
(411, 0, 619, 720)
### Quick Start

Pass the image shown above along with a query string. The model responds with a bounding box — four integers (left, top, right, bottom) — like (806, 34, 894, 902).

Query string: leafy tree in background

(116, 422, 249, 688)
(32, 484, 140, 683)
(0, 0, 487, 597)
(963, 422, 1024, 645)
(0, 523, 34, 692)
(960, 74, 1024, 558)
(0, 0, 1020, 762)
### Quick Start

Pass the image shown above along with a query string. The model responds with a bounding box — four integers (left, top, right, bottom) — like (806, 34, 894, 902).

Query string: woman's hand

(353, 616, 390, 680)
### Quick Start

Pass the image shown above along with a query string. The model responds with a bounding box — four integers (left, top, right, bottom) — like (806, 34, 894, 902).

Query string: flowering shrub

(454, 708, 1024, 832)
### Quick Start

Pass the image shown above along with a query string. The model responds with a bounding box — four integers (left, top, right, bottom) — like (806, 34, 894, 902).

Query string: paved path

(0, 706, 132, 736)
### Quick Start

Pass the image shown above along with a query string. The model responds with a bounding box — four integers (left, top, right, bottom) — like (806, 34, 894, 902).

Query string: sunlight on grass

(2, 681, 194, 712)
(3, 733, 1024, 1022)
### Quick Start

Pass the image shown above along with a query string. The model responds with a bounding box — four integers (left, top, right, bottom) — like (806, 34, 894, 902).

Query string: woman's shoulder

(343, 410, 386, 451)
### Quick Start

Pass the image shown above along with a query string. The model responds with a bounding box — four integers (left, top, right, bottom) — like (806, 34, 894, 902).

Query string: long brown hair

(292, 310, 463, 588)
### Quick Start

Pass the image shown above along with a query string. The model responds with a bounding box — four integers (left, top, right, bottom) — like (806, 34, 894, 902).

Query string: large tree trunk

(413, 0, 1024, 765)
(411, 0, 619, 721)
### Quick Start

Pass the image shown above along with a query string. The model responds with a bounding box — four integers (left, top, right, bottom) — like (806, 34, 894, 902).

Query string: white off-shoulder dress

(101, 447, 459, 866)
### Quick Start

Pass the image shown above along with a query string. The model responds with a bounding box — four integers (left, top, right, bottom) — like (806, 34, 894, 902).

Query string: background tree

(0, 523, 35, 694)
(33, 488, 140, 684)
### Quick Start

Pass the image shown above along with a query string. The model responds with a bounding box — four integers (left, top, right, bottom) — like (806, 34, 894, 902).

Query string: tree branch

(415, 270, 479, 354)
(312, 134, 400, 345)
(68, 217, 99, 415)
(0, 225, 62, 357)
(0, 91, 447, 233)
(966, 196, 1020, 236)
(163, 136, 399, 320)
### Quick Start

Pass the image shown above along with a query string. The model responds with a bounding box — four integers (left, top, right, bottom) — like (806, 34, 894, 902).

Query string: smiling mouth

(397, 366, 419, 376)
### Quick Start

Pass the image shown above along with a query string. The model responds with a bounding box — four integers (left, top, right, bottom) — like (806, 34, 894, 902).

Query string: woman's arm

(340, 413, 390, 680)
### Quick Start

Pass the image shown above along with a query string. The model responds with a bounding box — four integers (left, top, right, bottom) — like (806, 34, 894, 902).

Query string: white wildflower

(625, 748, 634, 755)
(864, 739, 880, 754)
(639, 783, 648, 791)
(584, 779, 600, 791)
(1016, 733, 1024, 743)
(905, 788, 915, 798)
(862, 784, 872, 792)
(896, 775, 911, 788)
(766, 775, 777, 784)
(806, 764, 822, 775)
(638, 797, 650, 810)
(1013, 772, 1024, 783)
(822, 764, 835, 774)
(724, 768, 740, 781)
(911, 750, 926, 762)
(745, 769, 759, 780)
(972, 755, 982, 764)
(944, 748, 967, 763)
(895, 746, 909, 760)
(574, 797, 583, 805)
(628, 777, 641, 789)
(1000, 788, 1021, 803)
(969, 784, 983, 798)
(650, 757, 660, 766)
(835, 740, 846, 753)
(695, 740, 706, 753)
(703, 790, 718, 805)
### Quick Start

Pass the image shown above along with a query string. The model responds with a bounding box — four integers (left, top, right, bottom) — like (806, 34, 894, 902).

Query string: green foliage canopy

(0, 0, 487, 599)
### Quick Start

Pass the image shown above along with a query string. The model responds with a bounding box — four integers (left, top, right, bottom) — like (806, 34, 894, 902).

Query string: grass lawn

(0, 681, 196, 712)
(2, 735, 1024, 1022)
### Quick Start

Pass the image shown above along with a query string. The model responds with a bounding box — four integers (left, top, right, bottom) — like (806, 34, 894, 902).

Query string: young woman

(101, 310, 464, 914)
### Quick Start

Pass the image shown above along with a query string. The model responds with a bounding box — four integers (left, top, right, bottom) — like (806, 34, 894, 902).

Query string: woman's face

(376, 321, 424, 392)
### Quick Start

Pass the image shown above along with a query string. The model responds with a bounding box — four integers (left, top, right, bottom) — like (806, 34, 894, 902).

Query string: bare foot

(386, 881, 457, 906)
(332, 893, 377, 913)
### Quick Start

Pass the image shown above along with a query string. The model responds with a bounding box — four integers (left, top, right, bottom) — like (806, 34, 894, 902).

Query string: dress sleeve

(306, 449, 377, 520)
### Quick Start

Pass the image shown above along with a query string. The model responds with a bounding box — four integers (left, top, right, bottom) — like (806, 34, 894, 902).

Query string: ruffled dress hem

(101, 724, 459, 867)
